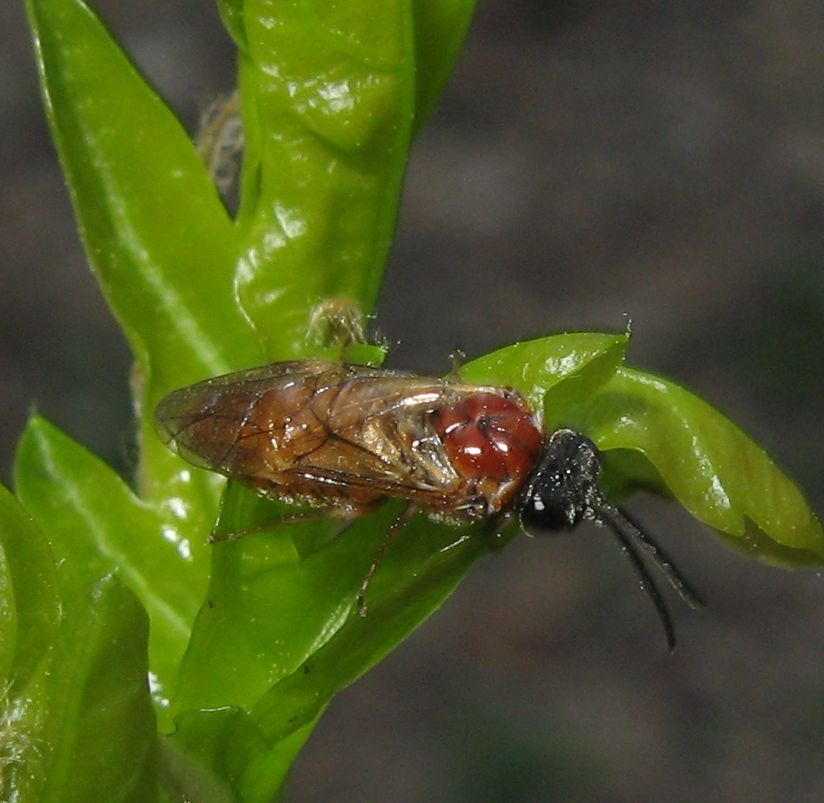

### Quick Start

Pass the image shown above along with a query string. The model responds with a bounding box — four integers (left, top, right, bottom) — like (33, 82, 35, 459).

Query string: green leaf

(411, 0, 479, 135)
(218, 0, 247, 51)
(0, 486, 58, 800)
(1, 565, 159, 801)
(26, 0, 255, 389)
(164, 706, 316, 803)
(34, 576, 159, 803)
(25, 0, 260, 522)
(599, 448, 670, 501)
(172, 490, 393, 714)
(171, 487, 489, 800)
(232, 0, 417, 358)
(14, 416, 208, 726)
(463, 334, 822, 563)
(248, 515, 487, 743)
(160, 708, 248, 803)
(0, 536, 15, 685)
(459, 331, 630, 416)
(565, 367, 824, 563)
(179, 500, 487, 722)
(0, 484, 60, 692)
(0, 659, 52, 801)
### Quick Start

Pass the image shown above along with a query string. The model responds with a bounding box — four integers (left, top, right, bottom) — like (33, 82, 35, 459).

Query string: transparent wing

(154, 360, 490, 502)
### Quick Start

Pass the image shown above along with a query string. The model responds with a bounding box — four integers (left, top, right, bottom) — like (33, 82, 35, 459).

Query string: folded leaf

(1, 571, 159, 801)
(248, 514, 487, 744)
(0, 484, 60, 691)
(26, 0, 260, 520)
(411, 0, 479, 135)
(36, 575, 159, 802)
(459, 331, 629, 414)
(564, 367, 824, 563)
(26, 0, 254, 391)
(14, 416, 208, 724)
(164, 706, 316, 803)
(232, 0, 417, 358)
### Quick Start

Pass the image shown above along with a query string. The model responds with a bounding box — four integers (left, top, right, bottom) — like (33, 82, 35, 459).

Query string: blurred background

(3, 1, 824, 801)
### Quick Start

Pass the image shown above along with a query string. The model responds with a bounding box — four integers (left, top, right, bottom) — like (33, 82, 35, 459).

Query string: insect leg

(445, 348, 467, 381)
(482, 510, 516, 548)
(307, 298, 367, 350)
(208, 507, 357, 544)
(357, 503, 419, 617)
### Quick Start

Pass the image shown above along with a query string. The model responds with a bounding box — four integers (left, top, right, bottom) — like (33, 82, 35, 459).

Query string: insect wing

(155, 361, 492, 508)
(154, 360, 334, 473)
(279, 372, 461, 499)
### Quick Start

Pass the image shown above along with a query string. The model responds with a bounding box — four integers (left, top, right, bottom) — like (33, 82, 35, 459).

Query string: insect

(155, 359, 703, 648)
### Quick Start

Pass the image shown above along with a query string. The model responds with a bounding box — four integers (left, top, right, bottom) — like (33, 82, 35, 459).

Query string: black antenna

(595, 500, 705, 651)
(516, 428, 705, 649)
(609, 504, 705, 610)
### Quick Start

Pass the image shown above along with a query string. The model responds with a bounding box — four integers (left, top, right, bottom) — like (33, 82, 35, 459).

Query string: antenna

(595, 499, 705, 651)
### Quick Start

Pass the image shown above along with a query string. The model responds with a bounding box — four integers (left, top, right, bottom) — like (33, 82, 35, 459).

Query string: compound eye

(519, 492, 574, 535)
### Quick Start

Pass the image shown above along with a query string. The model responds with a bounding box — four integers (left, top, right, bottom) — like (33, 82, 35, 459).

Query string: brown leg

(482, 510, 516, 549)
(209, 508, 361, 544)
(357, 503, 419, 616)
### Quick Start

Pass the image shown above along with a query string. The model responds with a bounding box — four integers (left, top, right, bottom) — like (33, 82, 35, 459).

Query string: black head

(518, 429, 602, 534)
(516, 428, 704, 650)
